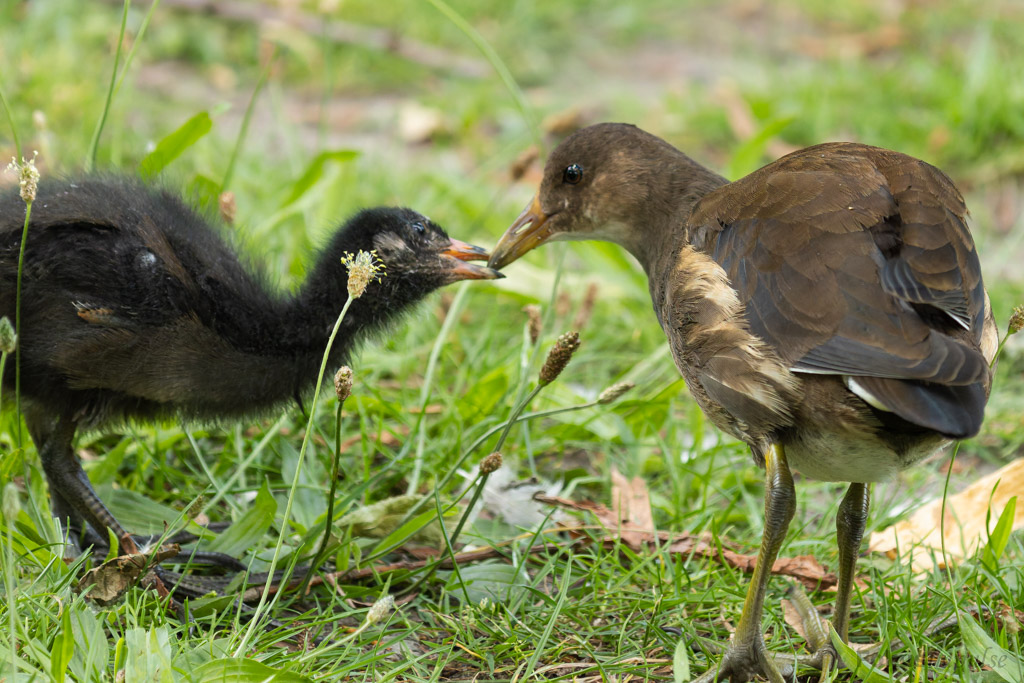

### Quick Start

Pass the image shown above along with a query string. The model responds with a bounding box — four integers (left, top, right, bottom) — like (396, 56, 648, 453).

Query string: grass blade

(139, 111, 213, 179)
(85, 0, 130, 172)
(981, 495, 1016, 573)
(205, 480, 277, 557)
(830, 626, 898, 682)
(959, 611, 1024, 682)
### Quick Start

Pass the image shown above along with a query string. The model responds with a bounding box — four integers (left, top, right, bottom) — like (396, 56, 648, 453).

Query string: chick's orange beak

(442, 238, 504, 281)
(487, 196, 552, 269)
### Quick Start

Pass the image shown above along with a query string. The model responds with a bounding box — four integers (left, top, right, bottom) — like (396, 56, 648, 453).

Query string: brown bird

(488, 123, 997, 682)
(1, 176, 501, 560)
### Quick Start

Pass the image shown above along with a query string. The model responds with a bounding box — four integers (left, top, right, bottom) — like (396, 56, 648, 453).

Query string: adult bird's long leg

(776, 481, 870, 681)
(815, 482, 870, 678)
(694, 443, 797, 683)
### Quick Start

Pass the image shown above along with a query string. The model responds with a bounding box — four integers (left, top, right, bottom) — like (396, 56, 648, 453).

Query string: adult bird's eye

(562, 164, 583, 185)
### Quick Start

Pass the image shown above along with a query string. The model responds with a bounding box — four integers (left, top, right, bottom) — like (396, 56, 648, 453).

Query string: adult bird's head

(488, 123, 717, 269)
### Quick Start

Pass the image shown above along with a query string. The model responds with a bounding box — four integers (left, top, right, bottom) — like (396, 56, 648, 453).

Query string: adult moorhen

(488, 123, 997, 682)
(1, 176, 501, 559)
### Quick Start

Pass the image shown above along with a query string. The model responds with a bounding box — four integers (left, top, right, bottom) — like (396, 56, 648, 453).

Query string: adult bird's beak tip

(488, 195, 552, 270)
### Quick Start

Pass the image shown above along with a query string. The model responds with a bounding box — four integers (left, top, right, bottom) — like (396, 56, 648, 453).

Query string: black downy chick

(0, 176, 502, 555)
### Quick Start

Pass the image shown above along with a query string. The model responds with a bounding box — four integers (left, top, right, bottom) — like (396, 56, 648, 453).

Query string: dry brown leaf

(667, 535, 836, 590)
(542, 107, 585, 137)
(534, 493, 618, 527)
(78, 544, 180, 605)
(610, 467, 656, 549)
(781, 595, 824, 642)
(536, 493, 837, 589)
(509, 145, 539, 182)
(868, 457, 1024, 571)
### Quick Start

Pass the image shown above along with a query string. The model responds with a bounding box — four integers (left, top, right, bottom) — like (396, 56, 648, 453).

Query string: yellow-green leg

(694, 443, 797, 683)
(813, 482, 871, 680)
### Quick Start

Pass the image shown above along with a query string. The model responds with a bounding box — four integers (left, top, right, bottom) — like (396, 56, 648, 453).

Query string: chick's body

(1, 176, 499, 556)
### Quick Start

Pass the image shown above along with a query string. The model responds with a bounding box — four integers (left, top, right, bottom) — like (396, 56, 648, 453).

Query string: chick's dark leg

(694, 443, 796, 683)
(29, 411, 139, 554)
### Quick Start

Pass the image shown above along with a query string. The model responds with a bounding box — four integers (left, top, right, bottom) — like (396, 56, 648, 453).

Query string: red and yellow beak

(487, 196, 553, 269)
(442, 238, 505, 281)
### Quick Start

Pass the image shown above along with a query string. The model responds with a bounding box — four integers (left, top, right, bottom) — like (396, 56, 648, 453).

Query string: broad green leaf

(959, 611, 1024, 682)
(139, 111, 212, 179)
(69, 608, 108, 683)
(280, 150, 359, 207)
(346, 495, 443, 546)
(124, 627, 174, 683)
(981, 495, 1016, 573)
(206, 480, 276, 556)
(0, 444, 24, 480)
(830, 626, 898, 682)
(103, 527, 119, 563)
(188, 173, 223, 214)
(84, 436, 131, 485)
(191, 657, 312, 682)
(183, 593, 238, 617)
(369, 505, 446, 557)
(49, 608, 75, 682)
(98, 485, 208, 538)
(439, 562, 526, 604)
(672, 639, 691, 683)
(457, 366, 509, 421)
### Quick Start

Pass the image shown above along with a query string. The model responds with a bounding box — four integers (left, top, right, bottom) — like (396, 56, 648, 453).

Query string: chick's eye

(562, 164, 583, 185)
(411, 221, 426, 234)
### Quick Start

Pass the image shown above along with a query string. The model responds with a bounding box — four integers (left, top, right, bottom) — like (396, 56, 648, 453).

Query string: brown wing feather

(689, 143, 989, 436)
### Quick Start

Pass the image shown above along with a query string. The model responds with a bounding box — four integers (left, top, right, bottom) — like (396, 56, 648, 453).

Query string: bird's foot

(692, 636, 795, 683)
(782, 583, 837, 681)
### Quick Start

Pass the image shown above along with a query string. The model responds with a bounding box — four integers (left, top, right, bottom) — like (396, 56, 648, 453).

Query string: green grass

(2, 0, 1023, 680)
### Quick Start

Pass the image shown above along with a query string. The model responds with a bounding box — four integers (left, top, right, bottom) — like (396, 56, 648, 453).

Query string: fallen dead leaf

(781, 594, 824, 643)
(610, 467, 655, 549)
(868, 457, 1024, 572)
(78, 544, 180, 606)
(535, 493, 836, 590)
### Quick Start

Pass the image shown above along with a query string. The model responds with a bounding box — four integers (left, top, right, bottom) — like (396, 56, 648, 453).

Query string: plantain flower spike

(539, 331, 580, 386)
(7, 151, 40, 203)
(1009, 305, 1024, 335)
(523, 304, 541, 344)
(340, 250, 386, 299)
(598, 381, 635, 404)
(480, 452, 503, 475)
(365, 594, 396, 626)
(334, 365, 354, 402)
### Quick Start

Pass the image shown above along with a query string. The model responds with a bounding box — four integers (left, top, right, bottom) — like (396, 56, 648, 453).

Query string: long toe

(691, 642, 794, 683)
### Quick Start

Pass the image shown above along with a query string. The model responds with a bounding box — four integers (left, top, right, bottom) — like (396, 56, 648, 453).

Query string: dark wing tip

(854, 376, 986, 439)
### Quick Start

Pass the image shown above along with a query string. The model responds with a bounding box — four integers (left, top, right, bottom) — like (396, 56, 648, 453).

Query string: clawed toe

(691, 641, 795, 683)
